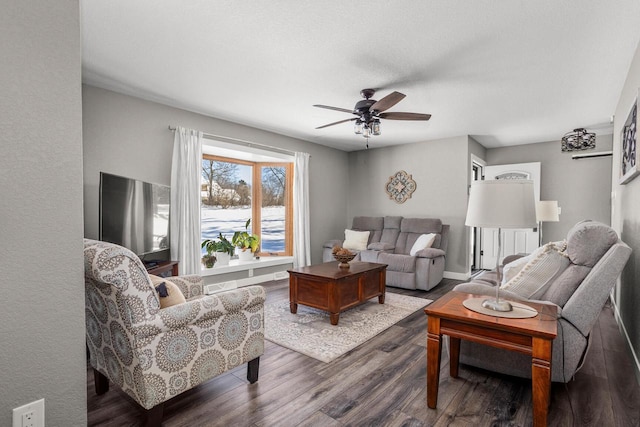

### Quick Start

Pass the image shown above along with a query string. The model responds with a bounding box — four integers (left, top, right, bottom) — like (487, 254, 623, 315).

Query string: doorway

(470, 161, 483, 273)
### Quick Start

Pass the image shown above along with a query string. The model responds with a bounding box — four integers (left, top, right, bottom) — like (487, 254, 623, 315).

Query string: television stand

(145, 260, 179, 277)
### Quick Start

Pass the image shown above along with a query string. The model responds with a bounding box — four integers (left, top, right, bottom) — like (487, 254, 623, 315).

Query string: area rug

(264, 293, 432, 363)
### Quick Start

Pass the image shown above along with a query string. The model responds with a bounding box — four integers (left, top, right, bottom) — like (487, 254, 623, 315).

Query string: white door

(480, 162, 540, 269)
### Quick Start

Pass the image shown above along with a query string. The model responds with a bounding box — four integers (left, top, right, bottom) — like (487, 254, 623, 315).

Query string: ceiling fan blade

(313, 104, 355, 114)
(370, 91, 406, 112)
(378, 112, 432, 121)
(316, 117, 357, 129)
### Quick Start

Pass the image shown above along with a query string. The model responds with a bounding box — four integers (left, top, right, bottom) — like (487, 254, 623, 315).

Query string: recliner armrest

(415, 248, 446, 259)
(323, 239, 343, 249)
(367, 242, 395, 251)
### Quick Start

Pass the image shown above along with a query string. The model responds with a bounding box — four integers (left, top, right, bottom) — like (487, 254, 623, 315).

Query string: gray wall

(486, 135, 613, 242)
(611, 40, 640, 382)
(347, 136, 471, 275)
(0, 1, 87, 426)
(82, 85, 350, 265)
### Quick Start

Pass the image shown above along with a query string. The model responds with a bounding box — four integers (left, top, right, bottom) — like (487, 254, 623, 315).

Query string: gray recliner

(453, 220, 631, 382)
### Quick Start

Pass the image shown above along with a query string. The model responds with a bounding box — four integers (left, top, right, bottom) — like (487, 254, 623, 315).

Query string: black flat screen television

(99, 172, 170, 257)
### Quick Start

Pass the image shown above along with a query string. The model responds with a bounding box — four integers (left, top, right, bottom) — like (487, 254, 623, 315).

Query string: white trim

(200, 256, 293, 276)
(443, 271, 470, 281)
(471, 153, 486, 167)
(610, 294, 640, 385)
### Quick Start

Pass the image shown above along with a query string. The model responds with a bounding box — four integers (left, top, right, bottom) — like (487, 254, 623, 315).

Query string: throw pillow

(501, 240, 567, 285)
(501, 243, 570, 299)
(343, 229, 370, 251)
(409, 233, 437, 256)
(149, 274, 186, 308)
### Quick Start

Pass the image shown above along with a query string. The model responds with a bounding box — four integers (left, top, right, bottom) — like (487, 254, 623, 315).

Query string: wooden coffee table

(424, 291, 557, 427)
(287, 261, 387, 325)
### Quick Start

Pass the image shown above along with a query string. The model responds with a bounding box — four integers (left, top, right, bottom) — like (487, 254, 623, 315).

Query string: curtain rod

(168, 126, 297, 156)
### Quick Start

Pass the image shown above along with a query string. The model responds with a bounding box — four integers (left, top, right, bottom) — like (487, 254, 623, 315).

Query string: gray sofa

(323, 216, 449, 291)
(453, 220, 631, 383)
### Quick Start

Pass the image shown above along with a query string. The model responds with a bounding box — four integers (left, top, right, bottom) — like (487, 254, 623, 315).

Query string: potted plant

(232, 219, 260, 261)
(200, 242, 217, 269)
(201, 233, 235, 266)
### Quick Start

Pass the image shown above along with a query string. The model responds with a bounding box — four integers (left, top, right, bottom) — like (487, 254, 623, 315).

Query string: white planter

(215, 252, 230, 266)
(237, 249, 254, 261)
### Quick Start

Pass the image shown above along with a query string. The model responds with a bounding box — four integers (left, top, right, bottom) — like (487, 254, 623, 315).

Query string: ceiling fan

(313, 88, 432, 141)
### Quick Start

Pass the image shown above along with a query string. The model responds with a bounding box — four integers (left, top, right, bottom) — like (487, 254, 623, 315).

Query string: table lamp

(536, 200, 560, 246)
(465, 180, 537, 312)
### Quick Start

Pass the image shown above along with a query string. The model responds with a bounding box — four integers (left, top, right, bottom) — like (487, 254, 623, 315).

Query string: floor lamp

(536, 201, 560, 247)
(465, 180, 537, 312)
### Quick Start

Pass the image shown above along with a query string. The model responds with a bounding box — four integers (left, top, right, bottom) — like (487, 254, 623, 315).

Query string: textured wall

(611, 39, 640, 382)
(486, 135, 613, 242)
(0, 1, 86, 425)
(82, 85, 350, 265)
(347, 136, 471, 275)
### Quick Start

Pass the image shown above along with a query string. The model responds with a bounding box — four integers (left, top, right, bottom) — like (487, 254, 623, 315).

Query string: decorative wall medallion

(385, 170, 416, 204)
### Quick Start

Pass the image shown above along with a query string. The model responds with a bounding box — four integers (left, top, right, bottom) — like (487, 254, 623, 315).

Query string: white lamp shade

(465, 180, 537, 228)
(536, 200, 560, 222)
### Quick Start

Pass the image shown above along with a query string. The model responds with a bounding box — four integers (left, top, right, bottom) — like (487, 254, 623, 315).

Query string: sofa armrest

(323, 239, 343, 249)
(367, 242, 395, 251)
(169, 275, 205, 299)
(134, 285, 266, 336)
(415, 248, 446, 259)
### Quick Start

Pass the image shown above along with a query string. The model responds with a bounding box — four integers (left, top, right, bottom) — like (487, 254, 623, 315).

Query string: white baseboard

(610, 296, 640, 386)
(443, 271, 470, 281)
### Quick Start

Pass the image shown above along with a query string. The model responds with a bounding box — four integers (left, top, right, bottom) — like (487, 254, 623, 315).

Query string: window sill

(200, 256, 294, 276)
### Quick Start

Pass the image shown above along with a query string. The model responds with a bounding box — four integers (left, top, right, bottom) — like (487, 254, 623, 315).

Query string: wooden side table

(424, 291, 557, 427)
(146, 260, 179, 277)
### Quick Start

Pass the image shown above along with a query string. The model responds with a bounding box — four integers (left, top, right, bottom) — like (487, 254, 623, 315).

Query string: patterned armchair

(84, 239, 265, 426)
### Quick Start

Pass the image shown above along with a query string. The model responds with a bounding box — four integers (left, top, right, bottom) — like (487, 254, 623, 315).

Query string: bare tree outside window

(201, 159, 242, 207)
(262, 166, 286, 206)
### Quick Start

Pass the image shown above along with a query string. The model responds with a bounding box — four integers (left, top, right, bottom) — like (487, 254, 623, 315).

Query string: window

(201, 154, 293, 256)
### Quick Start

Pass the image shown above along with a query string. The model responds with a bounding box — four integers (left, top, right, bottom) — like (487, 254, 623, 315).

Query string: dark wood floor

(87, 279, 640, 426)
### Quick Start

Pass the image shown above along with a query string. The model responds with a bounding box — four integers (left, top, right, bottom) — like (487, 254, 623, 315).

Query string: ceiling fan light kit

(314, 88, 431, 147)
(561, 128, 596, 151)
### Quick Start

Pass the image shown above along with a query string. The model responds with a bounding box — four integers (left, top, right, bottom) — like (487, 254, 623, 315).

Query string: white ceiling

(81, 1, 640, 152)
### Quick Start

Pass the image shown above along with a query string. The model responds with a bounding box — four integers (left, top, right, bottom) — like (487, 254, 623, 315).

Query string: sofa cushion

(395, 218, 444, 254)
(566, 221, 618, 267)
(343, 229, 370, 251)
(410, 233, 437, 256)
(352, 216, 384, 244)
(540, 264, 592, 307)
(501, 243, 570, 299)
(378, 253, 416, 273)
(380, 216, 402, 245)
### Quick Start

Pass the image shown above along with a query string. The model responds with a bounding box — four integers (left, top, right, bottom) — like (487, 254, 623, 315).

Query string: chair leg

(247, 357, 260, 384)
(144, 403, 164, 427)
(93, 368, 109, 395)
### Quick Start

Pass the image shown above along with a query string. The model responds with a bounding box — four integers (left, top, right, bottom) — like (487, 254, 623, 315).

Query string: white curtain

(293, 152, 311, 267)
(170, 126, 203, 275)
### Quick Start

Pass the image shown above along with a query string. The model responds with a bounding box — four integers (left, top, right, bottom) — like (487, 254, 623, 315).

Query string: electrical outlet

(13, 399, 44, 427)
